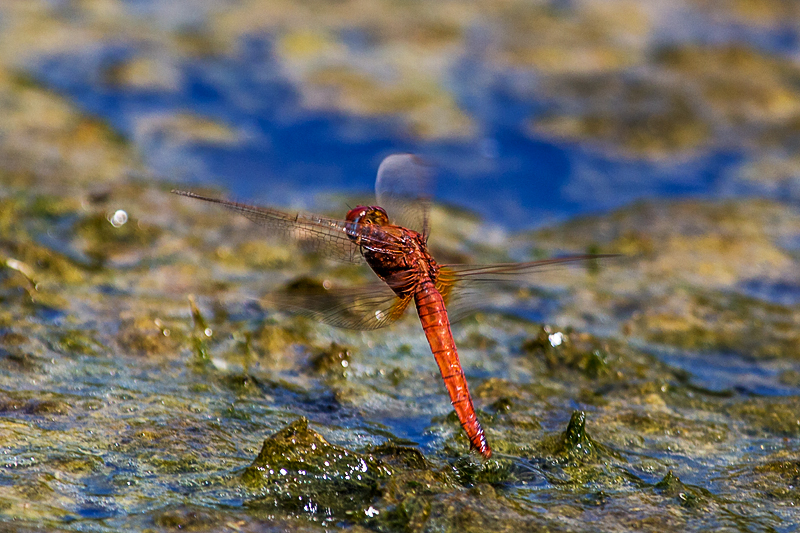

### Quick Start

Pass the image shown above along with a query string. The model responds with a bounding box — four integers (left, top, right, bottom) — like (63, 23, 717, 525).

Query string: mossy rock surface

(242, 418, 390, 517)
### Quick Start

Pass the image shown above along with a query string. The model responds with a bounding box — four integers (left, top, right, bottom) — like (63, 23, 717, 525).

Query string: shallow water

(1, 1, 799, 532)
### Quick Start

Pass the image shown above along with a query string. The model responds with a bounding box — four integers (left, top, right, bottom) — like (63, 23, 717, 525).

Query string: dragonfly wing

(173, 190, 401, 264)
(375, 154, 433, 241)
(436, 255, 618, 322)
(441, 255, 616, 280)
(264, 281, 412, 330)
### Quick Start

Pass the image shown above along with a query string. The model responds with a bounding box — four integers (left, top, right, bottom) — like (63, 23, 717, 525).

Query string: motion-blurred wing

(173, 190, 398, 264)
(264, 282, 413, 330)
(436, 255, 617, 322)
(375, 154, 433, 240)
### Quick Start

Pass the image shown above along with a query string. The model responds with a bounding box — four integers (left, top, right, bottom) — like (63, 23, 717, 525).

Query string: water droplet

(548, 332, 564, 347)
(109, 209, 128, 228)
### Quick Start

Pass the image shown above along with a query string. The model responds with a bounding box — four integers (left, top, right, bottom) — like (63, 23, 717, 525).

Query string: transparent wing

(173, 190, 402, 264)
(436, 255, 618, 322)
(264, 282, 413, 330)
(375, 154, 433, 240)
(441, 255, 615, 281)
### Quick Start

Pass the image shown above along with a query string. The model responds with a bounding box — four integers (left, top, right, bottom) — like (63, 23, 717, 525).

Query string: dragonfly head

(346, 205, 390, 228)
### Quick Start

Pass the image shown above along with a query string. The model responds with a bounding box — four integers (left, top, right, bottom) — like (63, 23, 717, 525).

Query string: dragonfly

(173, 154, 607, 458)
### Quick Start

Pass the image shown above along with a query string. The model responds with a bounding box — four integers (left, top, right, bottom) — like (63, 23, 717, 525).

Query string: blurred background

(6, 0, 800, 227)
(2, 1, 800, 531)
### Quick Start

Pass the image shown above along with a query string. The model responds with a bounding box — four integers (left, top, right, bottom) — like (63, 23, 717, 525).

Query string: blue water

(29, 35, 745, 230)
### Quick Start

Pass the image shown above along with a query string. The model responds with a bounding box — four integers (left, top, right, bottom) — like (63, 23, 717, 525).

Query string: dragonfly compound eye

(346, 206, 389, 226)
(346, 206, 370, 224)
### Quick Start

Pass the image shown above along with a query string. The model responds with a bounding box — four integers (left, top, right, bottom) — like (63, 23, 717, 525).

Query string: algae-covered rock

(653, 470, 708, 509)
(3, 2, 800, 531)
(242, 418, 390, 518)
(152, 505, 227, 531)
(532, 77, 711, 159)
(728, 396, 800, 437)
(526, 411, 638, 489)
(450, 455, 514, 486)
(751, 454, 800, 501)
(521, 326, 612, 378)
(546, 411, 603, 463)
(116, 316, 180, 358)
(310, 342, 352, 376)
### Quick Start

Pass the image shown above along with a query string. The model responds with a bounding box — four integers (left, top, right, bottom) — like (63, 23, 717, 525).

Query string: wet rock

(55, 329, 104, 356)
(635, 290, 800, 360)
(552, 411, 599, 461)
(728, 397, 800, 437)
(533, 76, 711, 159)
(450, 455, 514, 486)
(530, 411, 633, 490)
(73, 211, 161, 269)
(310, 342, 352, 375)
(116, 316, 180, 357)
(521, 327, 611, 378)
(490, 397, 514, 414)
(654, 470, 707, 509)
(370, 443, 429, 471)
(0, 345, 41, 373)
(375, 461, 452, 532)
(752, 454, 800, 501)
(242, 418, 390, 518)
(47, 453, 103, 474)
(153, 505, 226, 531)
(0, 393, 69, 416)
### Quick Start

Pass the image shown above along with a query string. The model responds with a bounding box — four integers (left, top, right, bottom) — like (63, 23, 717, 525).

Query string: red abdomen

(414, 280, 491, 458)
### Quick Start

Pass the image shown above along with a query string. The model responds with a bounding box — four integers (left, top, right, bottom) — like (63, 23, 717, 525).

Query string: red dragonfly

(174, 154, 604, 458)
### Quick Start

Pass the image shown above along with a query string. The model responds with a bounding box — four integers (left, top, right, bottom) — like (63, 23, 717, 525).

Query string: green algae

(116, 315, 181, 358)
(242, 417, 390, 518)
(532, 77, 712, 159)
(750, 452, 800, 502)
(521, 326, 613, 378)
(55, 329, 105, 357)
(0, 392, 70, 417)
(636, 291, 800, 360)
(543, 411, 610, 464)
(152, 506, 229, 531)
(728, 396, 800, 437)
(73, 212, 162, 270)
(653, 470, 709, 509)
(310, 342, 353, 377)
(187, 294, 212, 364)
(0, 1, 799, 532)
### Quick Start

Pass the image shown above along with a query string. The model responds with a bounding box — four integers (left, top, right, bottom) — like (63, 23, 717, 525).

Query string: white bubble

(548, 332, 564, 347)
(109, 209, 128, 228)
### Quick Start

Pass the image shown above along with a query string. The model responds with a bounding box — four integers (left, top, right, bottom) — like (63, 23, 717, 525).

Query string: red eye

(346, 206, 369, 224)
